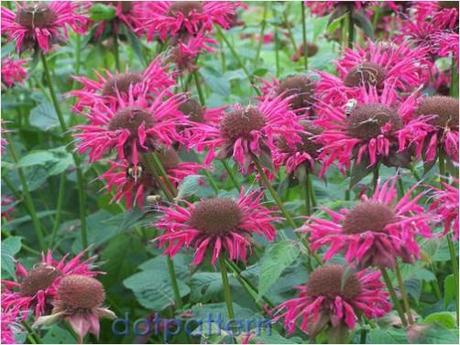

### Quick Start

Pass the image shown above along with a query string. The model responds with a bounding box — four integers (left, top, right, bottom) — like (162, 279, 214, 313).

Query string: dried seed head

(416, 96, 459, 129)
(16, 3, 57, 29)
(57, 275, 105, 310)
(108, 106, 154, 134)
(221, 107, 266, 140)
(189, 198, 243, 235)
(346, 104, 402, 140)
(169, 1, 203, 16)
(343, 62, 386, 88)
(102, 72, 143, 96)
(156, 147, 180, 170)
(307, 265, 362, 300)
(343, 201, 395, 234)
(276, 75, 315, 110)
(20, 265, 61, 296)
(179, 98, 204, 122)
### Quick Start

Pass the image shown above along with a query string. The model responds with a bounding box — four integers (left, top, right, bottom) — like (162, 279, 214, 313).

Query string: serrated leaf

(1, 237, 22, 278)
(17, 151, 57, 168)
(258, 240, 300, 300)
(190, 272, 222, 303)
(367, 328, 407, 344)
(176, 174, 215, 199)
(29, 100, 59, 131)
(200, 68, 230, 96)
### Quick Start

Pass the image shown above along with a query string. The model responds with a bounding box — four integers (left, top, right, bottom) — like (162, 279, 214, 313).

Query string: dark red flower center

(343, 62, 386, 88)
(102, 72, 143, 96)
(57, 275, 105, 309)
(110, 1, 133, 13)
(416, 96, 459, 129)
(343, 201, 395, 234)
(307, 265, 362, 300)
(221, 107, 266, 140)
(20, 265, 61, 296)
(169, 1, 203, 16)
(346, 104, 402, 140)
(16, 3, 57, 29)
(276, 75, 315, 110)
(108, 106, 154, 134)
(156, 147, 180, 170)
(189, 198, 243, 235)
(438, 1, 459, 9)
(179, 98, 204, 123)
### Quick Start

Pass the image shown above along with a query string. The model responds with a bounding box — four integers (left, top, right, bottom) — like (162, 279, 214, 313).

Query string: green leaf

(200, 68, 230, 96)
(42, 325, 76, 344)
(29, 100, 59, 131)
(349, 156, 373, 188)
(424, 312, 457, 329)
(176, 174, 215, 199)
(190, 272, 222, 303)
(17, 151, 57, 168)
(1, 237, 22, 278)
(258, 240, 300, 300)
(367, 328, 407, 344)
(16, 147, 73, 177)
(444, 274, 455, 307)
(90, 3, 116, 21)
(352, 10, 375, 39)
(327, 6, 348, 32)
(124, 26, 147, 67)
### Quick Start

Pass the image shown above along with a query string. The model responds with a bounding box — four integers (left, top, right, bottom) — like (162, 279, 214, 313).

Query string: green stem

(307, 170, 317, 208)
(394, 261, 414, 325)
(203, 170, 219, 194)
(254, 2, 268, 67)
(219, 256, 235, 320)
(6, 133, 46, 250)
(166, 255, 183, 309)
(409, 164, 421, 182)
(347, 8, 354, 48)
(221, 160, 240, 190)
(302, 171, 311, 216)
(274, 25, 280, 77)
(283, 6, 297, 51)
(372, 164, 380, 193)
(450, 57, 459, 98)
(216, 27, 261, 96)
(151, 152, 177, 197)
(301, 1, 308, 70)
(251, 154, 322, 264)
(49, 173, 66, 248)
(22, 321, 41, 344)
(438, 149, 446, 185)
(397, 172, 405, 198)
(447, 234, 459, 326)
(380, 267, 408, 327)
(193, 71, 205, 106)
(40, 52, 88, 251)
(113, 29, 120, 71)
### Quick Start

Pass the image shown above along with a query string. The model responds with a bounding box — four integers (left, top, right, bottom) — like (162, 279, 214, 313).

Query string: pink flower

(156, 190, 280, 265)
(413, 1, 459, 31)
(274, 265, 391, 335)
(1, 58, 27, 88)
(1, 195, 16, 220)
(398, 95, 459, 163)
(273, 120, 323, 175)
(315, 84, 419, 174)
(102, 148, 202, 209)
(70, 56, 175, 112)
(143, 1, 239, 42)
(188, 95, 302, 174)
(74, 90, 187, 166)
(33, 275, 115, 343)
(1, 250, 98, 319)
(261, 74, 317, 116)
(430, 182, 459, 239)
(301, 178, 432, 268)
(316, 41, 428, 105)
(1, 308, 20, 344)
(1, 2, 88, 53)
(92, 1, 146, 39)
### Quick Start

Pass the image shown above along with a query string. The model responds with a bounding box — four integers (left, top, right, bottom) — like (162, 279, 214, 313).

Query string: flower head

(302, 178, 432, 268)
(430, 182, 459, 239)
(74, 90, 187, 166)
(1, 308, 21, 344)
(316, 84, 418, 174)
(398, 95, 459, 162)
(413, 1, 459, 31)
(274, 264, 391, 335)
(143, 1, 239, 42)
(71, 56, 175, 112)
(102, 147, 202, 209)
(33, 275, 115, 343)
(1, 250, 98, 319)
(1, 57, 27, 88)
(189, 95, 302, 173)
(1, 1, 88, 53)
(156, 190, 280, 265)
